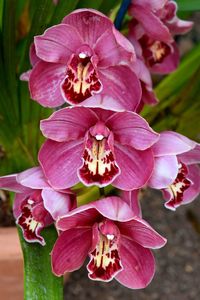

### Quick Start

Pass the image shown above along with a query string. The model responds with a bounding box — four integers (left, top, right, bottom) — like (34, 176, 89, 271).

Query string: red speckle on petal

(61, 54, 102, 104)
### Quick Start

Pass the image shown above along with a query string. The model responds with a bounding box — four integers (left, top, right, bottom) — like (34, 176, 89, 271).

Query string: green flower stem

(18, 225, 63, 300)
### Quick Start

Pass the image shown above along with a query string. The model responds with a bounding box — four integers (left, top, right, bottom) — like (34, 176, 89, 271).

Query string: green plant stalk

(18, 225, 63, 300)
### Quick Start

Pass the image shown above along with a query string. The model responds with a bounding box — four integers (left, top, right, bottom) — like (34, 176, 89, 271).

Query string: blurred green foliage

(0, 0, 199, 177)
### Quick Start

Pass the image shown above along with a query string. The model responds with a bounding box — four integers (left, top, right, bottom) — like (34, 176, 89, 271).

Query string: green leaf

(175, 0, 200, 11)
(18, 225, 63, 300)
(50, 0, 79, 25)
(99, 0, 121, 14)
(76, 0, 104, 10)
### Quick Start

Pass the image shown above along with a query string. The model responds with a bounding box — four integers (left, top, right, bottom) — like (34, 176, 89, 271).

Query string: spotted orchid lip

(61, 53, 102, 105)
(17, 197, 45, 245)
(165, 162, 191, 210)
(78, 129, 120, 187)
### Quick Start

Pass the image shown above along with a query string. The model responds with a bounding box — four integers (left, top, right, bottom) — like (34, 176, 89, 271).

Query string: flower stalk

(18, 225, 63, 300)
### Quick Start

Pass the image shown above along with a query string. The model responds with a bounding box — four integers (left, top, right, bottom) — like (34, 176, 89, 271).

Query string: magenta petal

(57, 207, 99, 231)
(113, 144, 154, 190)
(178, 144, 200, 165)
(96, 65, 141, 111)
(181, 165, 200, 205)
(51, 228, 92, 276)
(34, 24, 83, 63)
(95, 28, 135, 68)
(62, 9, 112, 46)
(116, 237, 155, 289)
(118, 218, 166, 249)
(122, 190, 142, 217)
(29, 61, 65, 107)
(13, 193, 29, 218)
(0, 174, 30, 193)
(16, 167, 49, 189)
(152, 131, 196, 156)
(42, 189, 75, 220)
(39, 139, 83, 189)
(41, 107, 98, 142)
(148, 155, 179, 189)
(106, 111, 159, 150)
(131, 4, 172, 42)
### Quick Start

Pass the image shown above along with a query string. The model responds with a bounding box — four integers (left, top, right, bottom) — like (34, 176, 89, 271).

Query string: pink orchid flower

(51, 196, 166, 289)
(128, 0, 193, 74)
(0, 167, 76, 245)
(148, 131, 200, 210)
(21, 9, 142, 111)
(39, 106, 159, 190)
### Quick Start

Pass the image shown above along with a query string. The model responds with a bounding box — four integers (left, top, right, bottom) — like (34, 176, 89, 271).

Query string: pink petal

(152, 131, 196, 157)
(57, 207, 99, 231)
(40, 107, 98, 142)
(87, 65, 141, 111)
(42, 189, 76, 220)
(148, 155, 179, 189)
(16, 167, 49, 189)
(122, 190, 142, 217)
(57, 197, 134, 231)
(13, 193, 29, 218)
(95, 28, 135, 68)
(0, 174, 30, 193)
(181, 165, 200, 205)
(29, 61, 65, 107)
(118, 217, 166, 249)
(39, 139, 83, 189)
(130, 4, 172, 43)
(34, 24, 83, 64)
(62, 9, 112, 46)
(51, 228, 92, 276)
(113, 144, 154, 190)
(116, 237, 155, 289)
(106, 111, 159, 150)
(178, 144, 200, 165)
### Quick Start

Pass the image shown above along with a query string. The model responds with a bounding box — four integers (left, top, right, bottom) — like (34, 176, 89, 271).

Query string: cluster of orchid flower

(0, 1, 200, 290)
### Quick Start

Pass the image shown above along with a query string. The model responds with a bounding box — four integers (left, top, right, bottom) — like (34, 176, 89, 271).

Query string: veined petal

(42, 189, 76, 220)
(62, 9, 113, 46)
(122, 190, 142, 217)
(40, 107, 98, 142)
(34, 24, 83, 63)
(105, 111, 159, 150)
(116, 237, 155, 289)
(29, 61, 65, 107)
(113, 144, 154, 190)
(181, 165, 200, 205)
(52, 228, 92, 276)
(130, 4, 172, 42)
(152, 131, 196, 157)
(118, 218, 166, 249)
(0, 174, 30, 193)
(16, 167, 49, 189)
(96, 65, 142, 111)
(95, 28, 135, 68)
(39, 139, 83, 189)
(148, 155, 179, 189)
(178, 144, 200, 165)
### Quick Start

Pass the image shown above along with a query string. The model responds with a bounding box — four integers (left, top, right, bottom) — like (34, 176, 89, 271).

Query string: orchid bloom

(52, 196, 166, 289)
(0, 167, 76, 245)
(148, 131, 200, 210)
(21, 9, 142, 111)
(39, 106, 159, 191)
(128, 0, 193, 74)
